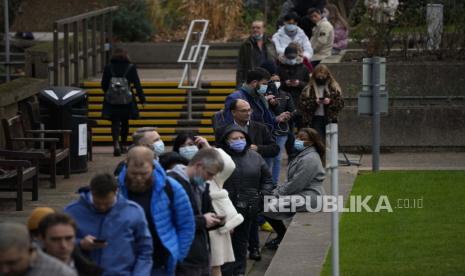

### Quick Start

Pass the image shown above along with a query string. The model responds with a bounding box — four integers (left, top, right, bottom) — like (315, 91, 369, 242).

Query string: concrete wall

(327, 62, 465, 97)
(339, 104, 465, 150)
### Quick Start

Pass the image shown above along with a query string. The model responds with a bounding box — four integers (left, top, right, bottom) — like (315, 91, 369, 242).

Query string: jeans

(311, 116, 328, 143)
(265, 135, 288, 184)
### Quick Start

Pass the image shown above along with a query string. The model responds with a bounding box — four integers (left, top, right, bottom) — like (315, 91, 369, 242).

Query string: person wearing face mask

(277, 45, 310, 107)
(263, 128, 326, 249)
(276, 44, 311, 159)
(236, 20, 277, 88)
(167, 148, 225, 276)
(277, 0, 327, 39)
(222, 68, 291, 134)
(113, 127, 166, 176)
(173, 132, 211, 161)
(217, 125, 274, 276)
(272, 12, 313, 61)
(300, 64, 344, 142)
(116, 146, 195, 275)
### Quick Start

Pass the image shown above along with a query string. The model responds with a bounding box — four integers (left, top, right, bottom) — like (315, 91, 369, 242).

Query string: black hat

(284, 46, 298, 59)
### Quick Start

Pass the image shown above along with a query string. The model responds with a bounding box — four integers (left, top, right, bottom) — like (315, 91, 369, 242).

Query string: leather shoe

(265, 238, 282, 250)
(249, 248, 261, 261)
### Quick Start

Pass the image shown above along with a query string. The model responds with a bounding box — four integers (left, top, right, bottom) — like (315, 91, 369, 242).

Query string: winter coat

(215, 120, 279, 158)
(207, 148, 243, 266)
(167, 165, 214, 269)
(332, 22, 348, 50)
(272, 25, 313, 60)
(275, 146, 325, 199)
(64, 188, 153, 276)
(299, 78, 344, 125)
(268, 86, 296, 136)
(217, 125, 274, 212)
(101, 58, 145, 120)
(222, 87, 277, 133)
(277, 55, 310, 106)
(310, 17, 334, 61)
(117, 161, 195, 275)
(236, 35, 277, 86)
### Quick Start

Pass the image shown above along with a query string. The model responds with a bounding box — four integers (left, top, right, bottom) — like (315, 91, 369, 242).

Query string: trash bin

(39, 86, 88, 173)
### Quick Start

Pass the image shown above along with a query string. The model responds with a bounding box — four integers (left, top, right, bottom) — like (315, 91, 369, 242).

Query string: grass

(321, 171, 465, 276)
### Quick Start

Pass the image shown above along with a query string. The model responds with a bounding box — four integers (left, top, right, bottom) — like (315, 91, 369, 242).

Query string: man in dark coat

(168, 148, 224, 276)
(236, 20, 277, 87)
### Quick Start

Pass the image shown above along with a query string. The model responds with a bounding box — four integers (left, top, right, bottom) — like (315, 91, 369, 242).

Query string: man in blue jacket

(117, 146, 195, 275)
(64, 173, 153, 276)
(221, 68, 291, 133)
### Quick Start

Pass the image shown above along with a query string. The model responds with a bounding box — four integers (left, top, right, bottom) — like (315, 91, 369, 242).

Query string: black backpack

(105, 64, 133, 105)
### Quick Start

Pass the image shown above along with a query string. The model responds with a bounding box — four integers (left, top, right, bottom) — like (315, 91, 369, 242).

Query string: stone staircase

(82, 81, 236, 144)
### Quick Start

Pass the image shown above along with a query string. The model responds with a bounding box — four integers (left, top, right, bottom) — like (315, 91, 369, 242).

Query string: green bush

(113, 0, 153, 42)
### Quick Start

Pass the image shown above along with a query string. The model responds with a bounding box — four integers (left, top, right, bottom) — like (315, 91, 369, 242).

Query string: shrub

(113, 0, 153, 42)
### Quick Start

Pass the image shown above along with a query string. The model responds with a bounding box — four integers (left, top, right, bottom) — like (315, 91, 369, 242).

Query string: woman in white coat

(208, 148, 244, 276)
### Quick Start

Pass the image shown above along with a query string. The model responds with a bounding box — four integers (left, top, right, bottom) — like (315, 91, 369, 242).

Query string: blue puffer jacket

(64, 188, 153, 276)
(117, 160, 195, 275)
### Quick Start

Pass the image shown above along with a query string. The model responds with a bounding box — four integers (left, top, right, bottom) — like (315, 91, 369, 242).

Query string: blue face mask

(253, 34, 263, 40)
(192, 175, 205, 186)
(294, 139, 305, 151)
(229, 139, 247, 152)
(284, 24, 298, 36)
(152, 140, 165, 156)
(257, 84, 268, 94)
(179, 145, 199, 160)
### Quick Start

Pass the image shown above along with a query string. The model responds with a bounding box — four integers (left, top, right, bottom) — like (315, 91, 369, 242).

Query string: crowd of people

(0, 2, 348, 276)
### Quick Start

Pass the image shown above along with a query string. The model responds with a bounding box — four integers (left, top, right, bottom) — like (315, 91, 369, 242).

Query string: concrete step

(82, 80, 234, 144)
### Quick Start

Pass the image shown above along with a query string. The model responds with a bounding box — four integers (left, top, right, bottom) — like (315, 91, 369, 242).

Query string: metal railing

(177, 19, 209, 120)
(52, 6, 118, 86)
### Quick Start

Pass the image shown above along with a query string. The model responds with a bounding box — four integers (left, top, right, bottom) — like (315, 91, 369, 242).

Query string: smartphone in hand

(94, 239, 107, 244)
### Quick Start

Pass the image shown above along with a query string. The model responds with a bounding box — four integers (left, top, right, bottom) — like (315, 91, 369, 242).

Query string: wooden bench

(0, 149, 45, 211)
(2, 114, 71, 188)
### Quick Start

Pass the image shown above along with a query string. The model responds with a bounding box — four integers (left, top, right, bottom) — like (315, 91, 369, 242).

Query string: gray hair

(189, 148, 224, 173)
(133, 127, 158, 145)
(0, 222, 30, 250)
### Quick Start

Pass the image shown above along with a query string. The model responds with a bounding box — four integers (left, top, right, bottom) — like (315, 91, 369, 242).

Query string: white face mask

(274, 81, 281, 89)
(179, 145, 199, 160)
(152, 140, 165, 156)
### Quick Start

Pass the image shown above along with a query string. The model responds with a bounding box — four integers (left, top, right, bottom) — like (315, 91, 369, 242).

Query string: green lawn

(321, 171, 465, 276)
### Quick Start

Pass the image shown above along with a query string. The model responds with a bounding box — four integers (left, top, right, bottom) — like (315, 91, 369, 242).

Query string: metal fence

(52, 6, 118, 86)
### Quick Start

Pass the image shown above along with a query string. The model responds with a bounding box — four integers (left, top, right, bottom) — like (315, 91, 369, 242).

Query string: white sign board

(78, 124, 87, 156)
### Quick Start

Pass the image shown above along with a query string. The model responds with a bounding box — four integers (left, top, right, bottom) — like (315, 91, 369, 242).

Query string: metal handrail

(177, 20, 210, 120)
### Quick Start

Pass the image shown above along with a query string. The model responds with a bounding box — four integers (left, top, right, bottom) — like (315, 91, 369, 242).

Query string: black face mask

(315, 78, 327, 85)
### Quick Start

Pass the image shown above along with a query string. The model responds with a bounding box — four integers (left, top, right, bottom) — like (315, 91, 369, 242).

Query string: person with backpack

(101, 48, 146, 156)
(116, 146, 196, 275)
